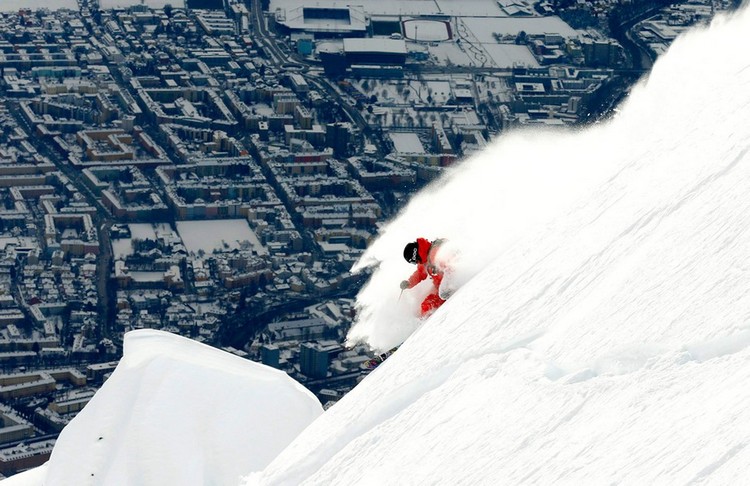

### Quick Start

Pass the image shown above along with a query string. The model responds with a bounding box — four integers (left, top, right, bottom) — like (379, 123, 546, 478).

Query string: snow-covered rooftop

(176, 219, 267, 256)
(389, 132, 426, 154)
(343, 38, 408, 55)
(275, 4, 368, 34)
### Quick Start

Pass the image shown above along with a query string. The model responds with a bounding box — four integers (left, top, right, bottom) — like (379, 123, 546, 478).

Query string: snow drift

(5, 330, 322, 486)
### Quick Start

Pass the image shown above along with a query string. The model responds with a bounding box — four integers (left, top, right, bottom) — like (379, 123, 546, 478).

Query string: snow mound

(10, 330, 322, 486)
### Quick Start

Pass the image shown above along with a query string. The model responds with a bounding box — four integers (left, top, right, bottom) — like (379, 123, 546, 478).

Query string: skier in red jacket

(400, 238, 446, 317)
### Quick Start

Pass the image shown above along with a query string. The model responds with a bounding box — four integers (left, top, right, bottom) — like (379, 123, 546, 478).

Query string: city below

(0, 0, 736, 478)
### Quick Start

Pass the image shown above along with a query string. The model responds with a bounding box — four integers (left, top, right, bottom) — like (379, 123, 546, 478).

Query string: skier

(400, 237, 446, 317)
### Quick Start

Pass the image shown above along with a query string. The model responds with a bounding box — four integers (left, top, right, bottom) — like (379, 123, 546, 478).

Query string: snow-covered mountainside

(10, 5, 750, 486)
(250, 7, 750, 485)
(5, 330, 322, 486)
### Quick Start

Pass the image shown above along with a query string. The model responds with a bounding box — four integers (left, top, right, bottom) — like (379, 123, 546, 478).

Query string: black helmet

(403, 242, 419, 264)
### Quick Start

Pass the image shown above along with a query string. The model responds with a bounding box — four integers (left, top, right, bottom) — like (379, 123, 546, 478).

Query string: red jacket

(406, 238, 444, 289)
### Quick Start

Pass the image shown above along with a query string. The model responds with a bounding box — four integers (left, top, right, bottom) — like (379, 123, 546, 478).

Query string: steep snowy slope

(251, 8, 750, 485)
(5, 330, 322, 486)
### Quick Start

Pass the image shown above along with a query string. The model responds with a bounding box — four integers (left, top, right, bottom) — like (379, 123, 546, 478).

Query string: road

(608, 0, 692, 71)
(7, 101, 117, 346)
(249, 0, 294, 68)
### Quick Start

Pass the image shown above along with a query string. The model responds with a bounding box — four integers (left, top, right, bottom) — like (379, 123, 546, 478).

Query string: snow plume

(346, 6, 750, 352)
(346, 130, 620, 350)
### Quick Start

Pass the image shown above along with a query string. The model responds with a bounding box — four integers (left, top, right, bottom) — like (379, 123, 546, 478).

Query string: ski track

(687, 442, 748, 484)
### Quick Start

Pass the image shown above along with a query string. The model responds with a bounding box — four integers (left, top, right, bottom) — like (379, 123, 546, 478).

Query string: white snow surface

(10, 6, 750, 486)
(6, 330, 322, 486)
(252, 7, 750, 485)
(176, 219, 267, 256)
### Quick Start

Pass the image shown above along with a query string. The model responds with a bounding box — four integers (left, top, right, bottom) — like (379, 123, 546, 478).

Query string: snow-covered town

(0, 0, 738, 478)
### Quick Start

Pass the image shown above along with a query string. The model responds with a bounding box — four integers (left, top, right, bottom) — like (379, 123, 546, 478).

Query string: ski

(365, 346, 400, 370)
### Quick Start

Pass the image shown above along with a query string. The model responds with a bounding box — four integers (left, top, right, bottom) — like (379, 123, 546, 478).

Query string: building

(261, 344, 280, 368)
(319, 38, 407, 75)
(0, 405, 34, 444)
(580, 39, 622, 67)
(0, 439, 55, 476)
(343, 38, 407, 66)
(0, 372, 56, 400)
(326, 122, 353, 158)
(44, 213, 99, 256)
(267, 317, 328, 341)
(300, 342, 330, 378)
(275, 5, 367, 37)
